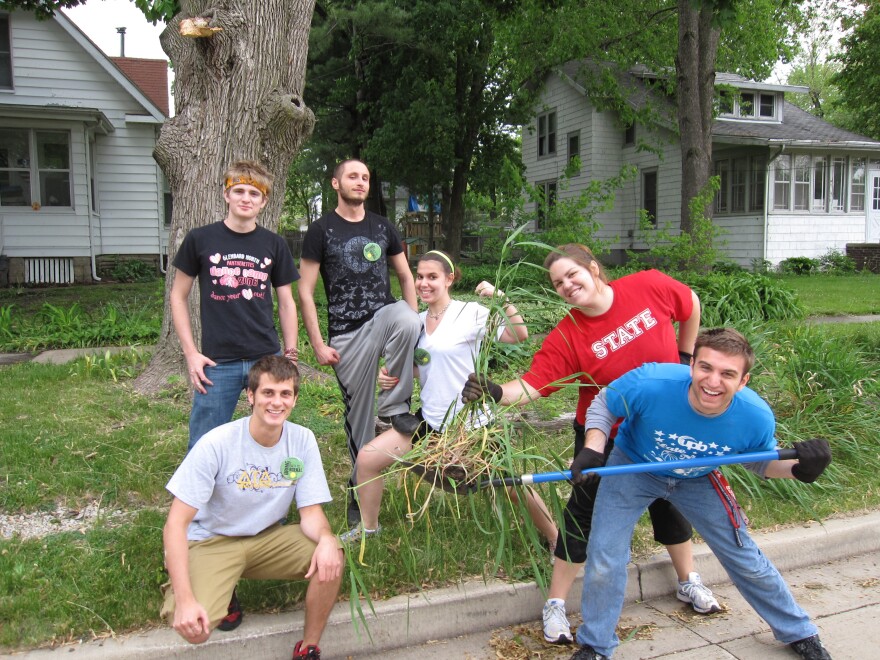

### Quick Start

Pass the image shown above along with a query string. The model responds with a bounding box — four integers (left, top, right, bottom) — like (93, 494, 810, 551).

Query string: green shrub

(778, 256, 819, 275)
(110, 259, 158, 283)
(819, 248, 856, 274)
(685, 272, 804, 326)
(711, 260, 745, 275)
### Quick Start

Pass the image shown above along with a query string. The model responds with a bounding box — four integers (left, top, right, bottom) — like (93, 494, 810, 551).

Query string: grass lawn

(775, 274, 880, 316)
(1, 272, 879, 651)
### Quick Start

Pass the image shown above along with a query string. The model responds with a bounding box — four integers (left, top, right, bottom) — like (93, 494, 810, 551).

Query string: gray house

(523, 61, 880, 267)
(0, 8, 168, 285)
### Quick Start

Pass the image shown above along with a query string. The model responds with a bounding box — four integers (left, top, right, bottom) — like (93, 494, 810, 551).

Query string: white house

(0, 8, 169, 285)
(522, 61, 880, 267)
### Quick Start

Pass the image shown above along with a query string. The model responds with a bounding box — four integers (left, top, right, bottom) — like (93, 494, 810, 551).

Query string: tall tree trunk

(676, 0, 719, 237)
(134, 0, 316, 394)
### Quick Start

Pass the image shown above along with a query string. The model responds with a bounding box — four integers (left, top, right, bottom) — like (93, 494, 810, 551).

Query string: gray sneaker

(677, 571, 722, 614)
(338, 523, 381, 545)
(542, 599, 574, 644)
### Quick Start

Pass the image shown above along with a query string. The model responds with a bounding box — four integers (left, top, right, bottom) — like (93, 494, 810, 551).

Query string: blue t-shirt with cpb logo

(605, 363, 776, 479)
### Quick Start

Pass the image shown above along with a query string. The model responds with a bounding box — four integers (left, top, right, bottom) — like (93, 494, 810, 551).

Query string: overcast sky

(64, 0, 167, 61)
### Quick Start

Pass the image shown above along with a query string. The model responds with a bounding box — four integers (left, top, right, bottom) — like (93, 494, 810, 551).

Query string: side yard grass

(1, 272, 879, 651)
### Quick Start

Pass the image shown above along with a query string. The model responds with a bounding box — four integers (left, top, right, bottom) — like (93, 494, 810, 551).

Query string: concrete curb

(17, 510, 880, 660)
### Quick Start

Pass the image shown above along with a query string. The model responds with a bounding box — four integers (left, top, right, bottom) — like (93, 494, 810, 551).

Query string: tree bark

(675, 0, 719, 237)
(133, 0, 316, 395)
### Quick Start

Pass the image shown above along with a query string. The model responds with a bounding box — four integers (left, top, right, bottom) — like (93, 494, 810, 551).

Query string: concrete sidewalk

(15, 511, 880, 660)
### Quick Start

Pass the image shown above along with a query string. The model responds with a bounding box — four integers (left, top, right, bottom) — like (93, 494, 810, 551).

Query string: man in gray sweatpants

(299, 158, 421, 526)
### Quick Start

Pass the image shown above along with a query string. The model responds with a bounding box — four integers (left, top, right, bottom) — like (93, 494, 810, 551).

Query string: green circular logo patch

(280, 457, 305, 481)
(363, 242, 382, 262)
(414, 348, 431, 365)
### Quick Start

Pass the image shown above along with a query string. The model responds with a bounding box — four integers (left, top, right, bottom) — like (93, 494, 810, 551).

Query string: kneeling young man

(161, 356, 343, 659)
(571, 328, 833, 660)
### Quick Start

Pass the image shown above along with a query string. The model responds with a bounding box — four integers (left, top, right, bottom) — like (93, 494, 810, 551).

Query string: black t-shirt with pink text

(173, 221, 299, 362)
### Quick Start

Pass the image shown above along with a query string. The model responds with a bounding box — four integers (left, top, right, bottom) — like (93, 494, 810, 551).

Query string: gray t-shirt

(166, 417, 332, 541)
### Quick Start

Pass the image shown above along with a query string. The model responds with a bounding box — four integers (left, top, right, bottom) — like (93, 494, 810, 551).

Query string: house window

(0, 128, 71, 207)
(536, 180, 557, 229)
(759, 93, 775, 118)
(717, 90, 733, 115)
(714, 160, 729, 214)
(642, 170, 658, 226)
(567, 131, 580, 174)
(0, 14, 11, 89)
(731, 158, 748, 212)
(537, 111, 556, 157)
(624, 123, 635, 146)
(739, 93, 755, 117)
(851, 158, 865, 212)
(750, 157, 766, 210)
(773, 155, 791, 210)
(813, 157, 827, 211)
(793, 155, 811, 211)
(830, 156, 846, 211)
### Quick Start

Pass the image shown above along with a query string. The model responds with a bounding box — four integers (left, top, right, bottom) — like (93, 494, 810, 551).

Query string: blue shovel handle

(486, 448, 798, 489)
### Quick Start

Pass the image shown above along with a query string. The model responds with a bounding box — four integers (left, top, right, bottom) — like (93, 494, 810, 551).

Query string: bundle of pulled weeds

(390, 401, 532, 516)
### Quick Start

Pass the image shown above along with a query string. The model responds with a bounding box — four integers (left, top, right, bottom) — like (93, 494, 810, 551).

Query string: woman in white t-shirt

(340, 250, 558, 549)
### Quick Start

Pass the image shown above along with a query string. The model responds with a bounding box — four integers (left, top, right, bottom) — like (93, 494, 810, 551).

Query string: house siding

(765, 213, 865, 263)
(1, 10, 166, 281)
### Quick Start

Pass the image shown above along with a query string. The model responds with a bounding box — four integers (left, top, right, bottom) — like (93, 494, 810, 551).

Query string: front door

(868, 170, 880, 243)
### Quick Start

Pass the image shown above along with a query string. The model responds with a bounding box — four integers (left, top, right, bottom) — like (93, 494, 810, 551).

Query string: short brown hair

(223, 160, 273, 197)
(694, 328, 755, 375)
(247, 355, 300, 394)
(333, 158, 368, 180)
(543, 243, 608, 284)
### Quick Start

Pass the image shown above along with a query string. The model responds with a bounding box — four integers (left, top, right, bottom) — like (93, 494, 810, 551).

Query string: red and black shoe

(216, 589, 243, 632)
(292, 640, 321, 659)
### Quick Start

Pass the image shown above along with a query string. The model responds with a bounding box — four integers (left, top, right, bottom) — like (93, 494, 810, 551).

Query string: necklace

(427, 301, 451, 320)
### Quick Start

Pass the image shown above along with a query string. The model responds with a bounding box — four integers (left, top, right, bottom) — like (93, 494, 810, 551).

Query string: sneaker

(292, 640, 321, 659)
(677, 572, 722, 614)
(216, 589, 243, 632)
(570, 645, 609, 660)
(542, 599, 574, 644)
(338, 523, 381, 544)
(790, 635, 832, 660)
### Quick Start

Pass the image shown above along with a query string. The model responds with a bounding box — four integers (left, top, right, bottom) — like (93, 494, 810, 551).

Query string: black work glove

(570, 447, 606, 485)
(791, 438, 832, 483)
(678, 350, 693, 366)
(461, 373, 503, 404)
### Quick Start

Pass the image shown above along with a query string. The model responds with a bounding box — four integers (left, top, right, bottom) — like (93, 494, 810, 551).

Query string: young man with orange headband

(171, 159, 300, 457)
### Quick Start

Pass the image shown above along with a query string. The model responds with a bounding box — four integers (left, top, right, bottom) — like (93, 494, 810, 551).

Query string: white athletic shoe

(542, 599, 574, 644)
(338, 523, 381, 545)
(677, 572, 722, 614)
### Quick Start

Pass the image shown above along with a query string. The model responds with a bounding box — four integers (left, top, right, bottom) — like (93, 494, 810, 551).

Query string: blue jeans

(188, 359, 257, 451)
(577, 448, 817, 657)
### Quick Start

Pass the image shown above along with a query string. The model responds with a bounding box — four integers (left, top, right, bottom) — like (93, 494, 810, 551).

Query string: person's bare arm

(170, 271, 215, 394)
(677, 291, 702, 358)
(297, 259, 339, 365)
(389, 252, 417, 311)
(276, 284, 298, 361)
(163, 498, 211, 643)
(298, 504, 343, 583)
(476, 281, 528, 344)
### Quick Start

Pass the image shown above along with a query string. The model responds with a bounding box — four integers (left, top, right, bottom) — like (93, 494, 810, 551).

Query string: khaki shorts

(160, 523, 316, 625)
